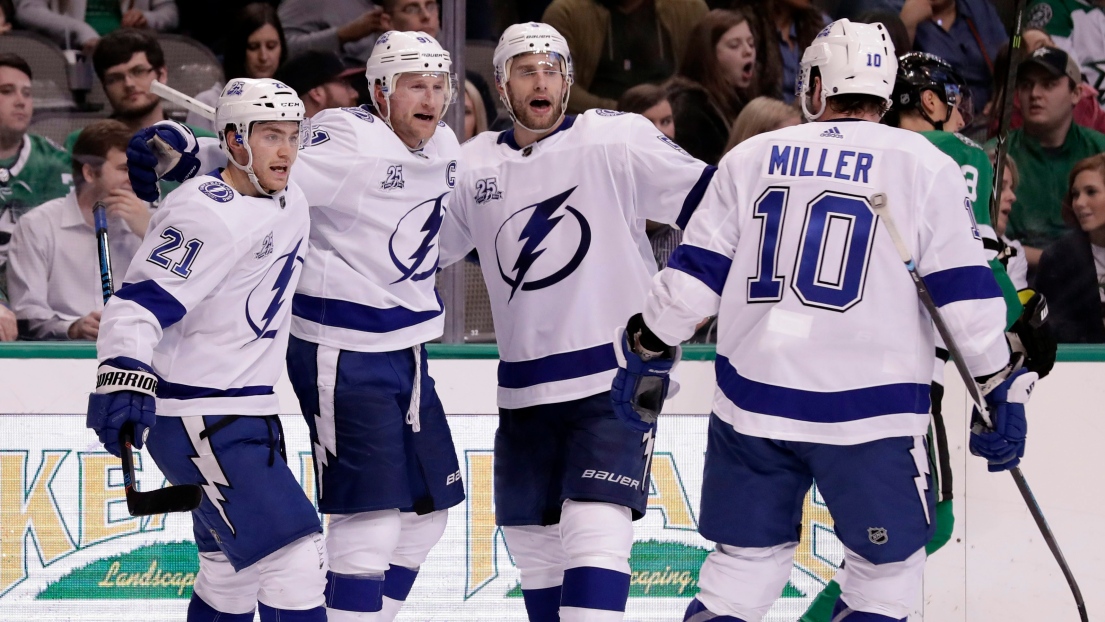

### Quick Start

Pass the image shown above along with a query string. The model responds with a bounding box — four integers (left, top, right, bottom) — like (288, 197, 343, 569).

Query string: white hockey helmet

(216, 77, 304, 195)
(493, 22, 574, 130)
(365, 31, 458, 130)
(796, 19, 897, 121)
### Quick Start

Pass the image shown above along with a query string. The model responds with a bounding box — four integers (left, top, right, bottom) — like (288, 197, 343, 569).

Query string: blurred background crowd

(0, 0, 1102, 345)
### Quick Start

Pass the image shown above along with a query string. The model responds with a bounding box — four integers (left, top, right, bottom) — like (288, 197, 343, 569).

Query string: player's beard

(509, 88, 564, 133)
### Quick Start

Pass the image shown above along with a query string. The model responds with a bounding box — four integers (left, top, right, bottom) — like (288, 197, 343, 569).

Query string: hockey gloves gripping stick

(86, 203, 201, 516)
(127, 120, 200, 203)
(871, 192, 1088, 622)
(970, 367, 1035, 472)
(612, 313, 680, 433)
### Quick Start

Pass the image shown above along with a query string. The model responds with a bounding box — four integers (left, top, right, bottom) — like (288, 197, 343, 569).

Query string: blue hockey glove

(611, 314, 680, 433)
(126, 120, 200, 202)
(86, 363, 159, 457)
(969, 368, 1037, 472)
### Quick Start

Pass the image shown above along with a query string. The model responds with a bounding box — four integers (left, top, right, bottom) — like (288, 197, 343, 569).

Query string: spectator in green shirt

(63, 29, 216, 199)
(991, 45, 1105, 269)
(0, 53, 73, 309)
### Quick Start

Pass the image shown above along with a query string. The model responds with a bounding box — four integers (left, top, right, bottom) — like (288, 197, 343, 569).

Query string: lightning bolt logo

(641, 428, 656, 491)
(246, 238, 304, 341)
(182, 417, 235, 534)
(495, 187, 591, 302)
(390, 193, 447, 284)
(312, 347, 340, 500)
(910, 436, 932, 525)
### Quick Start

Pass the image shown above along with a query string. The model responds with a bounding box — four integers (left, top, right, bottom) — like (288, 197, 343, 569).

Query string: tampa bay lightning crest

(494, 187, 591, 301)
(246, 238, 304, 340)
(390, 192, 448, 284)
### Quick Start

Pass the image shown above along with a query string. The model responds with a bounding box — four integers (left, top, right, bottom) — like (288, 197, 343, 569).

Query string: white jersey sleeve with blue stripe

(97, 173, 310, 417)
(442, 110, 715, 408)
(644, 121, 1008, 445)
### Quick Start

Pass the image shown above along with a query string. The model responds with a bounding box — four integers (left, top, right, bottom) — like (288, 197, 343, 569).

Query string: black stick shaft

(990, 0, 1028, 225)
(871, 194, 1086, 621)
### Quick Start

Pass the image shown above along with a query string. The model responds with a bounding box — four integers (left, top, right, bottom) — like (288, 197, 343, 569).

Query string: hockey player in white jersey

(124, 32, 465, 622)
(85, 78, 324, 622)
(612, 19, 1038, 622)
(437, 22, 716, 622)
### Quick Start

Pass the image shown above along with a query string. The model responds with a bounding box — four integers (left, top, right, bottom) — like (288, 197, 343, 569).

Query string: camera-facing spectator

(542, 0, 708, 113)
(1035, 153, 1105, 343)
(1026, 0, 1105, 112)
(65, 29, 218, 156)
(734, 0, 828, 104)
(991, 46, 1105, 268)
(464, 78, 490, 140)
(986, 36, 1105, 138)
(274, 50, 359, 118)
(0, 54, 73, 298)
(379, 0, 440, 37)
(15, 0, 178, 56)
(8, 120, 148, 340)
(667, 8, 758, 165)
(187, 3, 288, 131)
(279, 0, 382, 63)
(723, 95, 800, 154)
(617, 82, 674, 139)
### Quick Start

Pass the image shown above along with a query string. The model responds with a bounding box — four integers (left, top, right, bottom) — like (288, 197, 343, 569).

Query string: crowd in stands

(0, 0, 1103, 344)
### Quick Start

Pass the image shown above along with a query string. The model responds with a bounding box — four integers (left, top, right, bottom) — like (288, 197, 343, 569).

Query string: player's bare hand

(0, 305, 17, 341)
(69, 311, 101, 340)
(121, 9, 148, 29)
(105, 189, 152, 238)
(338, 8, 385, 43)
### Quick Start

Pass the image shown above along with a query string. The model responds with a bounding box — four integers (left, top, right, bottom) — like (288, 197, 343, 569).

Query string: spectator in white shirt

(8, 119, 149, 340)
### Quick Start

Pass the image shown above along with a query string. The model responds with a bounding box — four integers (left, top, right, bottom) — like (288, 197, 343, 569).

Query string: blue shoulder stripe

(113, 281, 187, 329)
(923, 265, 1001, 307)
(675, 165, 717, 229)
(666, 244, 732, 296)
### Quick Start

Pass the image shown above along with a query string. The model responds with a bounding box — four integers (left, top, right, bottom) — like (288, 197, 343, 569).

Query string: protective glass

(509, 52, 568, 81)
(944, 82, 973, 129)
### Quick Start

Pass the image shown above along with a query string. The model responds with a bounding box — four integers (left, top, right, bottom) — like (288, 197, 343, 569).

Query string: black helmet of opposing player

(891, 52, 972, 131)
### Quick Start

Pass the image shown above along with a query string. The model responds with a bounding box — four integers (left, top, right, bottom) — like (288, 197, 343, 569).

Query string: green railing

(0, 342, 1102, 362)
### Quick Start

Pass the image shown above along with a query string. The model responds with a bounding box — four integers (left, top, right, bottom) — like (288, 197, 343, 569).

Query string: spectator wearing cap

(15, 0, 177, 56)
(542, 0, 709, 113)
(8, 120, 148, 340)
(275, 51, 360, 118)
(988, 46, 1105, 269)
(188, 3, 288, 132)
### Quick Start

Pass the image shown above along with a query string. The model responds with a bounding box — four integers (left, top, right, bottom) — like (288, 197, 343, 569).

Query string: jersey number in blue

(747, 188, 877, 312)
(866, 53, 882, 67)
(147, 227, 204, 278)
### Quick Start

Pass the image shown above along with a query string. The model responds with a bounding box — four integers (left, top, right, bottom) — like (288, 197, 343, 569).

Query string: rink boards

(0, 344, 1100, 621)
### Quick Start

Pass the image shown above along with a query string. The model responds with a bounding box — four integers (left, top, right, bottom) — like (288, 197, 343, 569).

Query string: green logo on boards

(505, 540, 805, 599)
(38, 542, 199, 600)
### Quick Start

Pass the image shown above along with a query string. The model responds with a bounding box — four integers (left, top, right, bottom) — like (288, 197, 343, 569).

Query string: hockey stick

(989, 0, 1028, 225)
(94, 204, 203, 516)
(150, 80, 215, 121)
(869, 193, 1088, 622)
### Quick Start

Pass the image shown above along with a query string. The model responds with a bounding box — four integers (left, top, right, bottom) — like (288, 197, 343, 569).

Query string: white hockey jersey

(193, 107, 460, 352)
(643, 120, 1009, 445)
(98, 172, 310, 417)
(440, 111, 716, 409)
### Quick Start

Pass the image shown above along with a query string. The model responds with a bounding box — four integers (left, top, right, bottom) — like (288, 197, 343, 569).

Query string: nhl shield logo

(868, 527, 888, 545)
